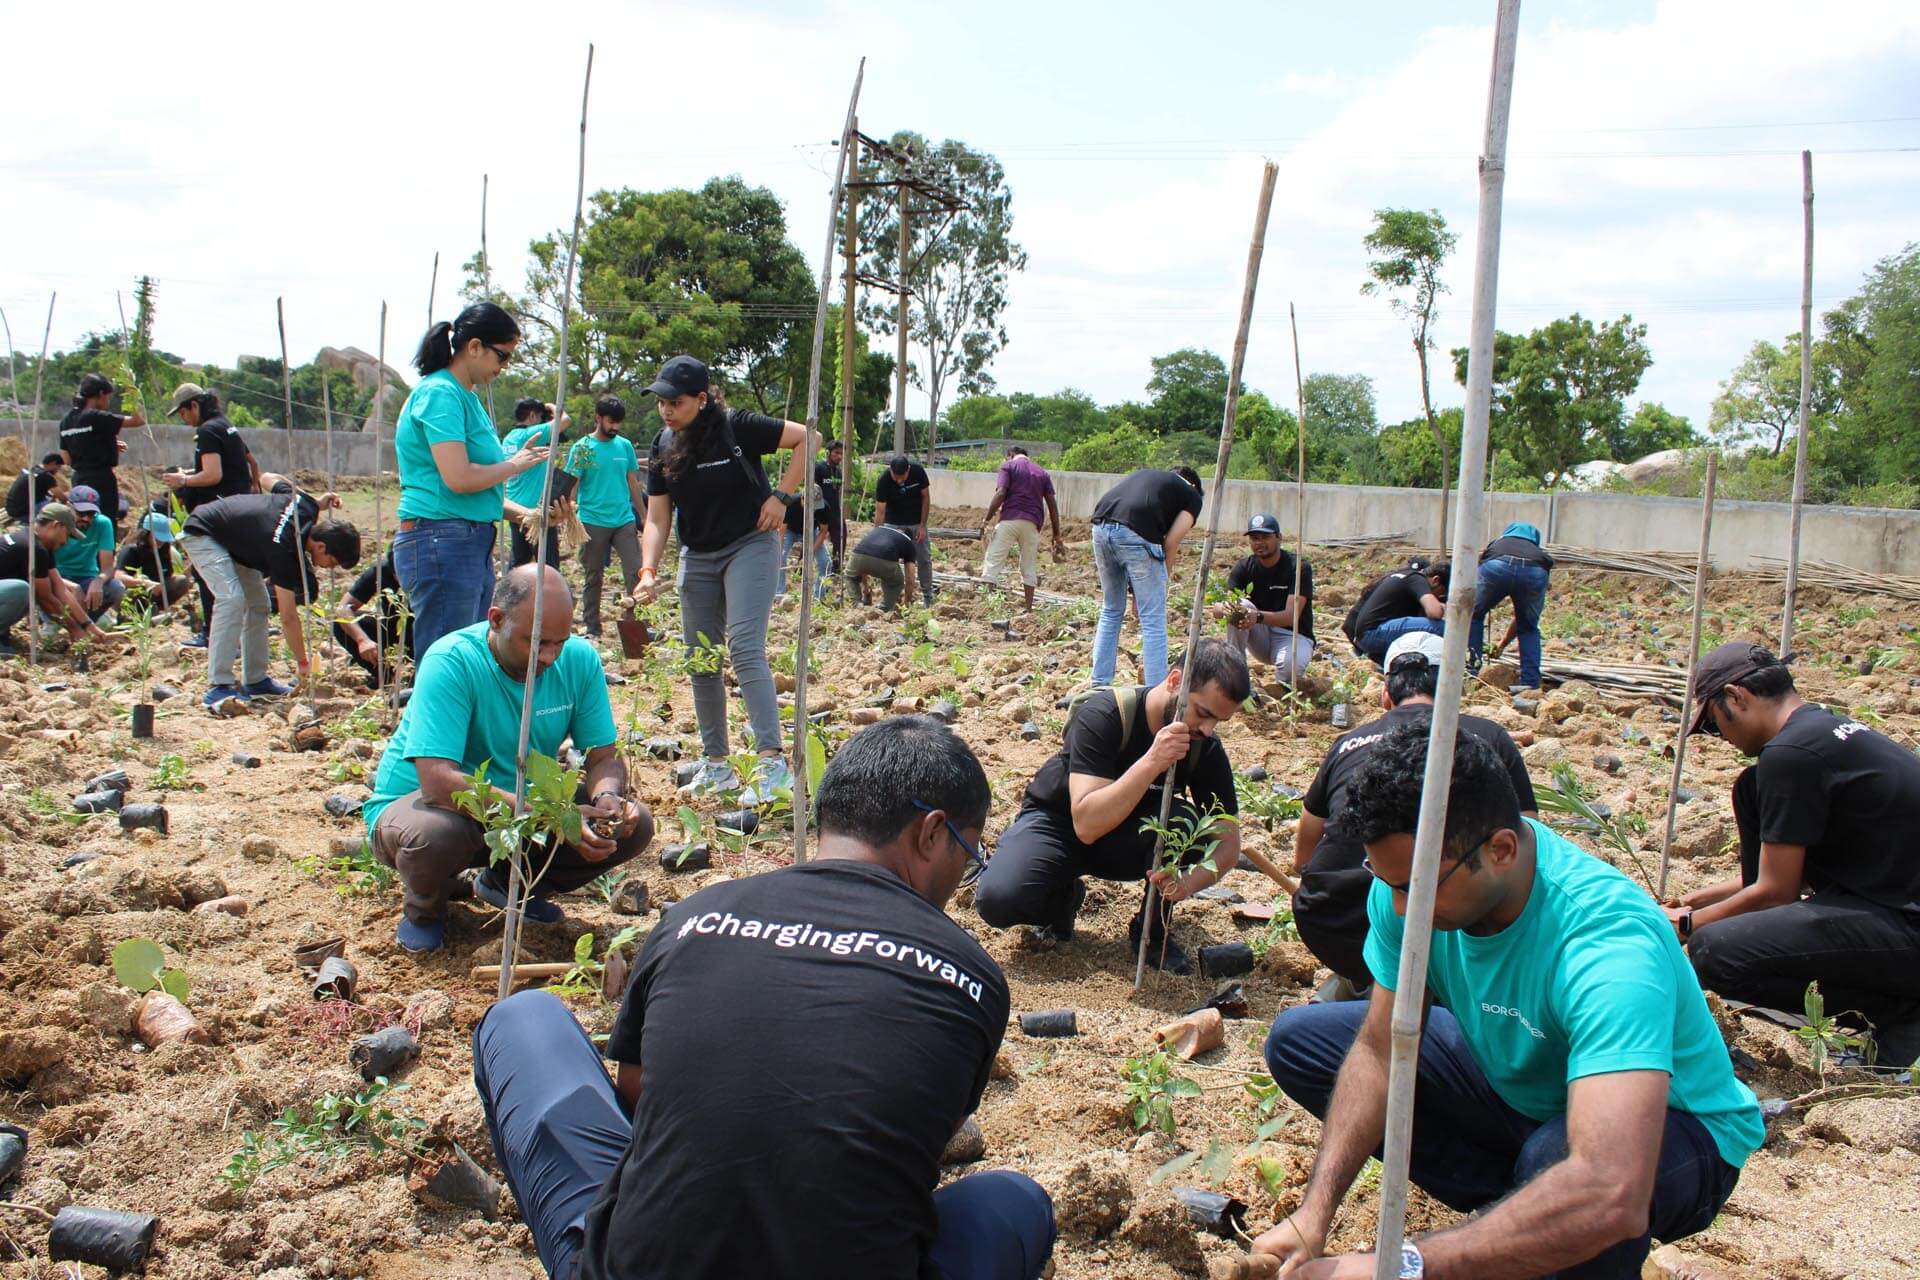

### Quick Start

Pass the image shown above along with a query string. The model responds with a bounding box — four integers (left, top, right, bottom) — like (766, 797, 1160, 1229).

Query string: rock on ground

(1804, 1095, 1920, 1154)
(1039, 1149, 1134, 1241)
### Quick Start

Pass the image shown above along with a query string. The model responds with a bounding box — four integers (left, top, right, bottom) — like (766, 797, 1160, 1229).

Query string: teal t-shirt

(1364, 819, 1763, 1168)
(502, 423, 556, 508)
(565, 433, 640, 528)
(393, 370, 507, 522)
(55, 515, 115, 580)
(363, 622, 619, 835)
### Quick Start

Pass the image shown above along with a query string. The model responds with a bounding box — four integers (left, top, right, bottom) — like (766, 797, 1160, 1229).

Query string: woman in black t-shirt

(57, 372, 143, 534)
(635, 356, 811, 799)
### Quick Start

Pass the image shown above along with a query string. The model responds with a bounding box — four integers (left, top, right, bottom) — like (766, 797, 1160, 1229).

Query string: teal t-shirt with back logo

(1364, 818, 1764, 1168)
(363, 622, 618, 836)
(393, 370, 507, 523)
(54, 515, 116, 580)
(502, 423, 556, 509)
(565, 433, 640, 528)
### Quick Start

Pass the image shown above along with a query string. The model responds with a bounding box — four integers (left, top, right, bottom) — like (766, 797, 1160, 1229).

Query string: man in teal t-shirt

(564, 394, 644, 636)
(366, 564, 654, 953)
(52, 484, 126, 619)
(1249, 724, 1760, 1280)
(503, 398, 571, 568)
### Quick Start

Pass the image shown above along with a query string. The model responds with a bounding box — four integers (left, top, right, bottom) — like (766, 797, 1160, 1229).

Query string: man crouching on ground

(470, 716, 1055, 1280)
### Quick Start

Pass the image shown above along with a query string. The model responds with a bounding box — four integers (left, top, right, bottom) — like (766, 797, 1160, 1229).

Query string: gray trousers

(883, 522, 935, 605)
(1228, 624, 1314, 684)
(676, 528, 783, 759)
(0, 579, 30, 638)
(180, 533, 270, 687)
(579, 520, 642, 634)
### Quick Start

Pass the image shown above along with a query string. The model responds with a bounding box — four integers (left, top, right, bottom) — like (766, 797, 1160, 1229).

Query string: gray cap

(35, 502, 79, 534)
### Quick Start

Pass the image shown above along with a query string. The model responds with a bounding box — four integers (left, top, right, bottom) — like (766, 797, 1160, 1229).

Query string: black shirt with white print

(1227, 550, 1315, 641)
(581, 859, 1009, 1280)
(874, 463, 931, 527)
(1754, 704, 1920, 916)
(1090, 468, 1202, 547)
(644, 409, 785, 553)
(853, 525, 917, 563)
(181, 485, 323, 599)
(1347, 570, 1435, 641)
(182, 415, 255, 511)
(0, 530, 54, 581)
(58, 406, 127, 471)
(1024, 685, 1238, 826)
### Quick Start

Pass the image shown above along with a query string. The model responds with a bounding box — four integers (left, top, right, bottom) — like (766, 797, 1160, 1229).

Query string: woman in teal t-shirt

(392, 302, 548, 658)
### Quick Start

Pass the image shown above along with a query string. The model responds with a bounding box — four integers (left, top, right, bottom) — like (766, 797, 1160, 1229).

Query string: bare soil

(2, 490, 1917, 1279)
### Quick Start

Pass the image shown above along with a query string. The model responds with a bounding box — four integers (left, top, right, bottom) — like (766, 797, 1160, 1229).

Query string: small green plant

(297, 840, 396, 897)
(672, 805, 707, 868)
(1245, 909, 1302, 961)
(152, 753, 191, 792)
(1121, 1049, 1202, 1135)
(112, 937, 189, 1000)
(1836, 603, 1878, 626)
(1254, 1156, 1289, 1201)
(547, 926, 646, 1000)
(676, 633, 725, 678)
(1795, 982, 1871, 1085)
(330, 696, 386, 743)
(1536, 762, 1657, 896)
(1355, 1157, 1384, 1193)
(121, 598, 158, 681)
(219, 1077, 425, 1194)
(590, 869, 630, 906)
(452, 752, 585, 869)
(1244, 1071, 1285, 1118)
(327, 756, 367, 784)
(1236, 773, 1304, 830)
(1138, 800, 1229, 879)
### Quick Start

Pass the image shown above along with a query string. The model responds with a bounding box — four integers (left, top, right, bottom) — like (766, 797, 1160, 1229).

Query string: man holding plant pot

(364, 564, 653, 953)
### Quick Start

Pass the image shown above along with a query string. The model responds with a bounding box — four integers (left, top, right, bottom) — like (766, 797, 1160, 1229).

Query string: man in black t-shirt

(847, 524, 920, 610)
(818, 439, 846, 574)
(58, 372, 144, 534)
(1214, 512, 1315, 686)
(0, 504, 105, 655)
(1088, 466, 1204, 688)
(874, 454, 935, 605)
(330, 548, 412, 688)
(977, 639, 1286, 974)
(1675, 643, 1920, 1063)
(1293, 631, 1537, 988)
(776, 481, 831, 598)
(1470, 520, 1554, 690)
(5, 453, 65, 524)
(471, 717, 1055, 1280)
(1342, 560, 1448, 663)
(180, 484, 361, 706)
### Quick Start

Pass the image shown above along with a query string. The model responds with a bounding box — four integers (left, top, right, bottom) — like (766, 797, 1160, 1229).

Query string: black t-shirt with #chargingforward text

(1091, 469, 1203, 547)
(1348, 570, 1437, 641)
(1024, 685, 1238, 826)
(580, 859, 1009, 1280)
(644, 409, 785, 553)
(1227, 551, 1315, 641)
(0, 530, 54, 582)
(58, 406, 127, 471)
(1483, 535, 1555, 571)
(115, 535, 176, 580)
(1754, 704, 1920, 916)
(874, 463, 931, 527)
(182, 488, 323, 599)
(853, 525, 917, 564)
(182, 416, 256, 511)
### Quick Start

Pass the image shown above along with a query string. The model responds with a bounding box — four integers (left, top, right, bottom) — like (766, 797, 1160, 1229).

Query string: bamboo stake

(1289, 302, 1307, 644)
(372, 304, 388, 716)
(113, 292, 171, 618)
(1659, 451, 1718, 901)
(321, 375, 335, 496)
(1133, 160, 1279, 992)
(792, 61, 866, 867)
(277, 297, 315, 675)
(1780, 150, 1814, 657)
(499, 43, 594, 1002)
(896, 177, 911, 463)
(26, 294, 55, 667)
(1373, 5, 1519, 1274)
(426, 251, 440, 329)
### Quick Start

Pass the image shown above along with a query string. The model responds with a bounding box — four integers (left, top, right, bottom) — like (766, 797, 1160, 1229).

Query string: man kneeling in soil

(975, 638, 1289, 975)
(1251, 725, 1761, 1279)
(364, 564, 654, 953)
(470, 716, 1055, 1280)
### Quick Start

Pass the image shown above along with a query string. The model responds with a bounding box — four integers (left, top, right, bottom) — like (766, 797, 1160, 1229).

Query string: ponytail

(414, 302, 520, 376)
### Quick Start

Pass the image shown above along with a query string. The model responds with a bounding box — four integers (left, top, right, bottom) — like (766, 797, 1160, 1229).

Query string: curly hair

(1346, 721, 1520, 861)
(657, 388, 732, 486)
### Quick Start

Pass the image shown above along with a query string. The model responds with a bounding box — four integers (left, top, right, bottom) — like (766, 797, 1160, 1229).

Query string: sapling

(151, 754, 191, 793)
(220, 1077, 425, 1194)
(1235, 773, 1304, 830)
(1795, 981, 1872, 1085)
(452, 751, 585, 871)
(1245, 910, 1302, 962)
(1537, 761, 1658, 896)
(1120, 1048, 1203, 1136)
(547, 926, 645, 1001)
(1138, 800, 1230, 880)
(112, 938, 189, 1000)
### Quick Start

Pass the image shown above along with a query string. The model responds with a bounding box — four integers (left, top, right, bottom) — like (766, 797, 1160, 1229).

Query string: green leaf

(159, 968, 191, 1001)
(1253, 1113, 1291, 1143)
(1197, 1137, 1235, 1187)
(676, 805, 703, 839)
(607, 925, 644, 951)
(1256, 1156, 1288, 1198)
(1803, 981, 1825, 1025)
(1165, 1076, 1203, 1098)
(574, 934, 595, 965)
(112, 938, 167, 994)
(1148, 1150, 1199, 1185)
(804, 726, 829, 794)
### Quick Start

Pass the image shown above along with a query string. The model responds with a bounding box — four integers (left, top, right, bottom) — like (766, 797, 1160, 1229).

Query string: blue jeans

(1263, 1002, 1740, 1279)
(1471, 556, 1551, 688)
(394, 518, 497, 661)
(1091, 523, 1169, 687)
(473, 991, 1056, 1280)
(1358, 614, 1444, 663)
(778, 526, 830, 595)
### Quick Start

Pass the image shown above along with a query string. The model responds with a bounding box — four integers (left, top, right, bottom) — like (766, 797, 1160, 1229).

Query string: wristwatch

(1399, 1242, 1424, 1278)
(1678, 907, 1694, 939)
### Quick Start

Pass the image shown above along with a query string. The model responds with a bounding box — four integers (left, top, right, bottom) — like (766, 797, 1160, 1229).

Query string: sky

(4, 0, 1917, 434)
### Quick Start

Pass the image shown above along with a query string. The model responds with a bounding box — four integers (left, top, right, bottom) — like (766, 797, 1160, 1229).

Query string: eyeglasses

(911, 799, 986, 876)
(1362, 842, 1484, 895)
(1698, 694, 1724, 738)
(484, 343, 515, 366)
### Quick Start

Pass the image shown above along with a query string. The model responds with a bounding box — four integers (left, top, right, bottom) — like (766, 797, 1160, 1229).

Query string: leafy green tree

(1363, 209, 1459, 530)
(943, 394, 1014, 441)
(1005, 388, 1110, 444)
(1059, 421, 1173, 473)
(1375, 409, 1462, 490)
(1145, 348, 1230, 435)
(1301, 372, 1382, 482)
(1612, 402, 1698, 460)
(1708, 337, 1832, 456)
(856, 132, 1028, 443)
(1816, 243, 1920, 489)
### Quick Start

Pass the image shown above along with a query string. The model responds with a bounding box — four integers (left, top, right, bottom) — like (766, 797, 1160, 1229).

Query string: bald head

(488, 564, 575, 680)
(494, 563, 572, 617)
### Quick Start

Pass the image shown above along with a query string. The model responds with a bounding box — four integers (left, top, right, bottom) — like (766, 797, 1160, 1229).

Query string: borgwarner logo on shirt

(676, 910, 987, 1003)
(1481, 1001, 1547, 1039)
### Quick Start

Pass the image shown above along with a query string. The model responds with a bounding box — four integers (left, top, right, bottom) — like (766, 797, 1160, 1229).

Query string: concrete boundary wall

(10, 419, 1917, 573)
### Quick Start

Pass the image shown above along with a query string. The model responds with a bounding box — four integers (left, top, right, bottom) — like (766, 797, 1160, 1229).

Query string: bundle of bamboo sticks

(1522, 657, 1690, 705)
(1546, 546, 1699, 586)
(1749, 557, 1920, 605)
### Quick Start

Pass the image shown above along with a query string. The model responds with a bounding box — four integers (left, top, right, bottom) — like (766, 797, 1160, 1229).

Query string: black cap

(1246, 513, 1281, 536)
(887, 454, 910, 473)
(645, 355, 710, 399)
(1687, 642, 1782, 736)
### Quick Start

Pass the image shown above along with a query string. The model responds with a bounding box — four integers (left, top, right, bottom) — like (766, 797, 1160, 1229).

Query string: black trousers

(1688, 766, 1920, 1060)
(825, 510, 845, 574)
(1294, 863, 1375, 988)
(510, 521, 560, 569)
(974, 803, 1202, 937)
(331, 614, 412, 687)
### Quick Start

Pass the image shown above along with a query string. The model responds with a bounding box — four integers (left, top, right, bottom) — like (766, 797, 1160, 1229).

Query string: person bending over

(114, 505, 197, 622)
(1292, 632, 1536, 992)
(179, 481, 359, 706)
(331, 547, 413, 689)
(1341, 558, 1448, 665)
(979, 446, 1064, 612)
(1214, 513, 1314, 686)
(566, 395, 645, 636)
(874, 453, 935, 606)
(976, 639, 1292, 974)
(1252, 724, 1760, 1279)
(1673, 643, 1920, 1064)
(0, 505, 107, 657)
(470, 716, 1055, 1280)
(776, 478, 831, 598)
(1469, 521, 1554, 691)
(847, 524, 920, 611)
(51, 485, 126, 622)
(1088, 466, 1202, 688)
(364, 565, 653, 953)
(4, 452, 64, 524)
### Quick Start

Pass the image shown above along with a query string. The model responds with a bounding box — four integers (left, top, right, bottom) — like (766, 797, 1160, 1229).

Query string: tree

(1300, 372, 1381, 482)
(1376, 409, 1462, 490)
(1059, 421, 1173, 473)
(1362, 208, 1459, 535)
(942, 394, 1014, 441)
(1005, 388, 1110, 444)
(856, 132, 1028, 451)
(1709, 338, 1824, 456)
(1611, 402, 1698, 460)
(1820, 243, 1920, 488)
(1144, 348, 1230, 435)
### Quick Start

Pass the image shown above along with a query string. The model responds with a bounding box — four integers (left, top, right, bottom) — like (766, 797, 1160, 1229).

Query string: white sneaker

(677, 759, 741, 798)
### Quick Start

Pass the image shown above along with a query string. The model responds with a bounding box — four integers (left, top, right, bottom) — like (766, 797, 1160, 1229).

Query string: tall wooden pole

(426, 252, 440, 329)
(499, 44, 594, 1002)
(26, 294, 56, 666)
(792, 63, 866, 866)
(277, 297, 315, 671)
(897, 181, 912, 463)
(1289, 303, 1308, 633)
(1659, 452, 1718, 900)
(841, 119, 861, 467)
(1133, 161, 1279, 991)
(322, 374, 335, 495)
(372, 304, 388, 714)
(1780, 150, 1814, 656)
(1372, 5, 1519, 1275)
(114, 292, 171, 617)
